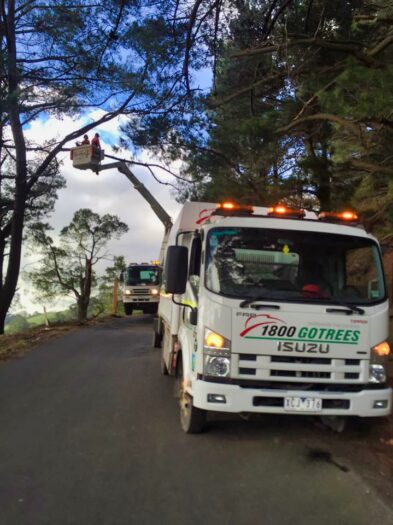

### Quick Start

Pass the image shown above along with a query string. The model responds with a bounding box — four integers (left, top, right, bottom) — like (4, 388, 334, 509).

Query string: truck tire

(151, 304, 159, 314)
(124, 303, 133, 316)
(152, 329, 162, 348)
(159, 323, 169, 375)
(160, 351, 169, 375)
(177, 360, 206, 433)
(180, 393, 206, 433)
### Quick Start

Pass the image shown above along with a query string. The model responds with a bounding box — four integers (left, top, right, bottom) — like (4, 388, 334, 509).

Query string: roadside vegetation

(27, 209, 128, 322)
(1, 0, 393, 332)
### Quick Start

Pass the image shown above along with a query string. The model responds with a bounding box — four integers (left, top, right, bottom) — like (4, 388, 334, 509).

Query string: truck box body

(158, 202, 392, 429)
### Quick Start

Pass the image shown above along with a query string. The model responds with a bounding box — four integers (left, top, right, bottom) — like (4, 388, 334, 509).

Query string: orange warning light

(268, 205, 305, 219)
(319, 211, 359, 223)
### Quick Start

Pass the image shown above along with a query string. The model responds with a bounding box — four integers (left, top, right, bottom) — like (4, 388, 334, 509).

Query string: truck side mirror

(165, 245, 188, 294)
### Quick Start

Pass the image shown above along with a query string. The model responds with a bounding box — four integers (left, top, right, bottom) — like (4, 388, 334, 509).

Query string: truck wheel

(160, 351, 169, 376)
(124, 304, 133, 316)
(153, 329, 162, 348)
(180, 392, 206, 433)
(151, 304, 159, 314)
(177, 360, 206, 433)
(160, 324, 169, 375)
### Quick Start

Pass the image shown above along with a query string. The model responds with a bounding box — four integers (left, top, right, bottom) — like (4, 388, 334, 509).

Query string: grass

(0, 324, 76, 361)
(0, 312, 135, 360)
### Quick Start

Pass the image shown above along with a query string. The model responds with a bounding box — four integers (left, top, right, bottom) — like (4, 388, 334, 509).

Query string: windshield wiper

(325, 300, 365, 315)
(239, 296, 280, 309)
(299, 288, 365, 315)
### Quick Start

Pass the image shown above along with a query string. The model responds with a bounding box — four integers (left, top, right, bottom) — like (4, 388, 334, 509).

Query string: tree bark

(0, 0, 28, 334)
(77, 298, 89, 323)
(76, 258, 93, 322)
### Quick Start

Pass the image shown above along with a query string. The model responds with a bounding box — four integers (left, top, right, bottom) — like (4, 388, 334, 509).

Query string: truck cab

(156, 202, 392, 433)
(120, 262, 160, 316)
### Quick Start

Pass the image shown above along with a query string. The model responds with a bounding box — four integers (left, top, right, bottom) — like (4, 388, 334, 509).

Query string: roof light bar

(267, 205, 305, 219)
(319, 211, 359, 223)
(214, 202, 254, 216)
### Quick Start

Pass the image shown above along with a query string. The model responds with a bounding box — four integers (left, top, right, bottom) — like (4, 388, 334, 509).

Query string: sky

(19, 112, 182, 313)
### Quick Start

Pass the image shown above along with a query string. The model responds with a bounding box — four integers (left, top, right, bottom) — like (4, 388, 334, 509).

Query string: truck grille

(131, 288, 150, 296)
(232, 354, 367, 383)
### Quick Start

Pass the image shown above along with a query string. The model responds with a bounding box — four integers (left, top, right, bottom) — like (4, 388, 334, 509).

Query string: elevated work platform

(70, 145, 104, 170)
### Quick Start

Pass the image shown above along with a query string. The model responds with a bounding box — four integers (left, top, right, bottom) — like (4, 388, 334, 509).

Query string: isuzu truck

(120, 262, 160, 315)
(154, 201, 392, 433)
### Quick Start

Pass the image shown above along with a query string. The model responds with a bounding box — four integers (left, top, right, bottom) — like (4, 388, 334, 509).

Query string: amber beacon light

(319, 211, 359, 223)
(221, 202, 235, 210)
(268, 205, 305, 219)
(215, 202, 254, 215)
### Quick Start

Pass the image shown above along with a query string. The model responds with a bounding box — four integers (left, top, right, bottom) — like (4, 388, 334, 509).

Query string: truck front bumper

(192, 379, 392, 417)
(123, 297, 158, 304)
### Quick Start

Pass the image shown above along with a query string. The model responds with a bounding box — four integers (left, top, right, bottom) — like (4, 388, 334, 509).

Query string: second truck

(120, 262, 160, 315)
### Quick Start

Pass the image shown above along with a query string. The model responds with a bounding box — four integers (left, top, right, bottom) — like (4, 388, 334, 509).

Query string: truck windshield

(126, 266, 159, 286)
(205, 227, 385, 305)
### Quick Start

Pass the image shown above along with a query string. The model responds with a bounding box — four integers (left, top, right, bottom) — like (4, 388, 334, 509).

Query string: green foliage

(27, 210, 128, 322)
(135, 0, 393, 238)
(321, 65, 393, 120)
(0, 0, 193, 332)
(93, 256, 127, 316)
(6, 315, 30, 334)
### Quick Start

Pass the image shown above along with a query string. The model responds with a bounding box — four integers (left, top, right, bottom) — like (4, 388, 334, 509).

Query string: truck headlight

(125, 290, 132, 295)
(204, 356, 230, 377)
(369, 341, 390, 383)
(150, 288, 159, 295)
(369, 364, 386, 384)
(203, 328, 231, 377)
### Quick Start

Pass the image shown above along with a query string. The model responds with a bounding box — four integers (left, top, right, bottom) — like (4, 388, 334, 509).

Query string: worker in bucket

(91, 132, 102, 175)
(92, 132, 101, 151)
(75, 134, 90, 146)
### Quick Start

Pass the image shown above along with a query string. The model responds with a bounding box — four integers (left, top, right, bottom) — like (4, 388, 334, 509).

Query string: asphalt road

(0, 316, 392, 525)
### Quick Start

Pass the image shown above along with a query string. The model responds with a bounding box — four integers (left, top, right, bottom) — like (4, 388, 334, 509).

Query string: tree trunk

(77, 298, 89, 323)
(316, 169, 331, 210)
(0, 1, 28, 335)
(76, 258, 93, 323)
(304, 138, 332, 210)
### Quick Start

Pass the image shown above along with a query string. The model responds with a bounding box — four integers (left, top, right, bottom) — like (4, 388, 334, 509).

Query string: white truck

(154, 201, 392, 433)
(120, 262, 160, 315)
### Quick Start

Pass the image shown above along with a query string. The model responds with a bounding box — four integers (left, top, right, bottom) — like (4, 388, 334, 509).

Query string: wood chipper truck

(120, 262, 160, 315)
(154, 201, 392, 433)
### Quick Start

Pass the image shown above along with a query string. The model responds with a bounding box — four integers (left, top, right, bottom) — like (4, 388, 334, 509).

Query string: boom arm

(98, 161, 173, 234)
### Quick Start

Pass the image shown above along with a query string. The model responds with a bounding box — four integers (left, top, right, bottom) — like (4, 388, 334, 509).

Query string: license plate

(284, 396, 322, 412)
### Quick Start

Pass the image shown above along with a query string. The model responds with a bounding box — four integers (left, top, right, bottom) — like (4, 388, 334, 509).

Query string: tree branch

(278, 113, 361, 136)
